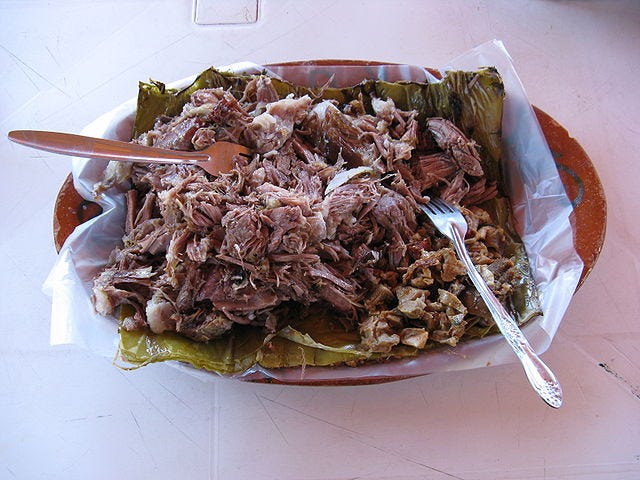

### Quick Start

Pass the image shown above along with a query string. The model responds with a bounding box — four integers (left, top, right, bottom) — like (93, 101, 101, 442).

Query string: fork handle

(449, 226, 563, 408)
(8, 130, 210, 164)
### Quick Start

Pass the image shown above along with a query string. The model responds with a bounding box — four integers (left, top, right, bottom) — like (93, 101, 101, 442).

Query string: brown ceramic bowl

(51, 61, 606, 384)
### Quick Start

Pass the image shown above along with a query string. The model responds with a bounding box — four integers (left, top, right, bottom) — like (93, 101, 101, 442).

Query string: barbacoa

(92, 68, 541, 369)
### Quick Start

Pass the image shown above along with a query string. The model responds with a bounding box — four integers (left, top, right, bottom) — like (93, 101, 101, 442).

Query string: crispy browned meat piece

(426, 117, 483, 177)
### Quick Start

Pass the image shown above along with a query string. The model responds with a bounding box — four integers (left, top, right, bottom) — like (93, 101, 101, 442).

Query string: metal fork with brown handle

(8, 130, 251, 176)
(420, 196, 563, 408)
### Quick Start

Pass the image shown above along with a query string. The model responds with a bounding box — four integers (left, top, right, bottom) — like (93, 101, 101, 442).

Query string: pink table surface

(1, 1, 639, 479)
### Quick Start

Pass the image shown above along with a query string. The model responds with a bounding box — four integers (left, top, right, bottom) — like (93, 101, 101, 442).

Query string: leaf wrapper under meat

(118, 312, 414, 372)
(119, 324, 266, 374)
(122, 66, 540, 374)
(119, 310, 421, 372)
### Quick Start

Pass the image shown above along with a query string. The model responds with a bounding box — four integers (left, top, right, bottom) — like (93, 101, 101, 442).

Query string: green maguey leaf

(119, 325, 267, 374)
(119, 311, 421, 373)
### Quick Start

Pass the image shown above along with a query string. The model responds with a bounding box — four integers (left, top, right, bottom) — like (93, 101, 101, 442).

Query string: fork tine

(424, 197, 447, 215)
(421, 195, 469, 239)
(428, 196, 452, 213)
(421, 202, 437, 215)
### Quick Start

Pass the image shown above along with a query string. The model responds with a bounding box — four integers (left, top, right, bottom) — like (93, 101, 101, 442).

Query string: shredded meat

(92, 76, 521, 353)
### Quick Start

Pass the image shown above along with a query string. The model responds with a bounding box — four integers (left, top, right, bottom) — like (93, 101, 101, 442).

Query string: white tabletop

(2, 1, 639, 479)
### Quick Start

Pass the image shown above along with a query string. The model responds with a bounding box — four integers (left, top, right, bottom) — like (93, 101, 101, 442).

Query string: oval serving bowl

(52, 60, 605, 385)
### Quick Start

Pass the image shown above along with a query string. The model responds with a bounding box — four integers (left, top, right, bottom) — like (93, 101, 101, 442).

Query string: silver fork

(420, 196, 563, 408)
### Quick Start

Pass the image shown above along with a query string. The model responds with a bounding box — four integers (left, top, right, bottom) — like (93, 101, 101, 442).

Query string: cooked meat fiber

(93, 76, 517, 353)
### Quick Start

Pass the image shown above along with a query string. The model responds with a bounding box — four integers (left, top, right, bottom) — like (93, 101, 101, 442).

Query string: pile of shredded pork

(92, 76, 520, 353)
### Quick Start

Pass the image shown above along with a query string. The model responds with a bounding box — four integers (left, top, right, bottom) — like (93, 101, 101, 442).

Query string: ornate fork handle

(448, 225, 563, 408)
